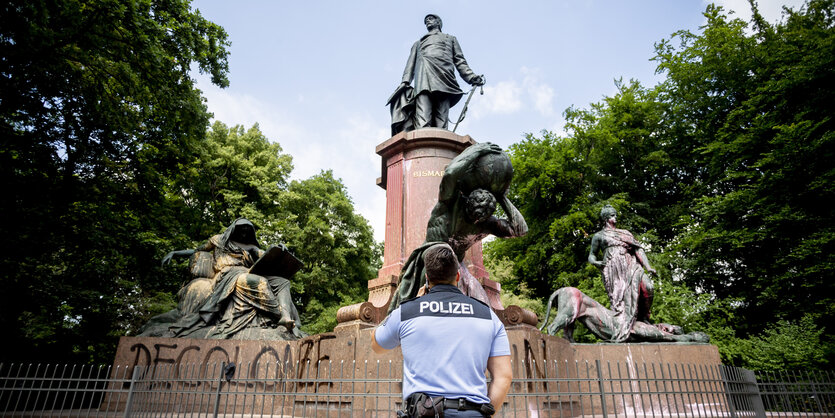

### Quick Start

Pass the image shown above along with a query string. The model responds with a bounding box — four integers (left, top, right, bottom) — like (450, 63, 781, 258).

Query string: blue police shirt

(374, 284, 510, 404)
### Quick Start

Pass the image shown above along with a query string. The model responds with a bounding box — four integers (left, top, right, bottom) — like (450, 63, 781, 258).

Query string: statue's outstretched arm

(161, 249, 196, 267)
(451, 36, 483, 85)
(161, 239, 214, 267)
(484, 194, 526, 239)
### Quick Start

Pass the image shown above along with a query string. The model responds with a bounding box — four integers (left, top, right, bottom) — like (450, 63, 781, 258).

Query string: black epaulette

(468, 296, 490, 307)
(400, 296, 420, 305)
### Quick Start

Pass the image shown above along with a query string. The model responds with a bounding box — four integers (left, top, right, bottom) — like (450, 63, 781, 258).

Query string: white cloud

(521, 67, 555, 116)
(708, 0, 807, 25)
(468, 67, 557, 121)
(201, 85, 305, 144)
(475, 80, 523, 116)
(532, 86, 555, 116)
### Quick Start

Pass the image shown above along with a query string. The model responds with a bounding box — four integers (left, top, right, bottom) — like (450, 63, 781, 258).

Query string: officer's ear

(454, 271, 460, 285)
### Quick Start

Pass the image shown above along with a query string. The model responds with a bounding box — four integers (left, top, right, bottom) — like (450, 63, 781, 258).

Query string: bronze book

(249, 245, 303, 278)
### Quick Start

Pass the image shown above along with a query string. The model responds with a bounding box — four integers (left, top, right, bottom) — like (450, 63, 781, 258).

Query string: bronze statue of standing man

(388, 14, 485, 134)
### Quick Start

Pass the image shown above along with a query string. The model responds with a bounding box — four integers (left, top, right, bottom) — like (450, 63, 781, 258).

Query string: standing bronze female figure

(588, 205, 655, 342)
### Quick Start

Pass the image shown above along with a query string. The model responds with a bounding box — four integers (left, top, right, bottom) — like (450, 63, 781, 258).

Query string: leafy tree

(171, 121, 294, 237)
(654, 0, 835, 337)
(0, 0, 230, 363)
(486, 81, 698, 342)
(483, 255, 544, 320)
(739, 315, 830, 370)
(275, 171, 377, 335)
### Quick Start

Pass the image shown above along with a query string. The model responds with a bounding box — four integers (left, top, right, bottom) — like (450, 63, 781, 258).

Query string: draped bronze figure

(140, 218, 304, 340)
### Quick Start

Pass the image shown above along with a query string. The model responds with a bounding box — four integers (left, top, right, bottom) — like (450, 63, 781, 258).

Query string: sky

(191, 0, 806, 242)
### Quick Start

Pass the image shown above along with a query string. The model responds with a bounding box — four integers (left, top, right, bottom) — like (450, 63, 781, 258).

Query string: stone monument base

(106, 327, 720, 416)
(572, 341, 720, 365)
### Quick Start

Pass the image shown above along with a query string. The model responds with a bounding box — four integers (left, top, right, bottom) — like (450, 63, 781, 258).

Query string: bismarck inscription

(413, 170, 444, 177)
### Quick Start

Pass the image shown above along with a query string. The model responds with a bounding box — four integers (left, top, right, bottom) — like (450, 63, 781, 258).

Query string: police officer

(372, 243, 512, 417)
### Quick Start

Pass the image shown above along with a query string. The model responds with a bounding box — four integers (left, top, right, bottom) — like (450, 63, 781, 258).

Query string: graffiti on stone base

(508, 332, 568, 394)
(297, 333, 338, 392)
(121, 340, 295, 391)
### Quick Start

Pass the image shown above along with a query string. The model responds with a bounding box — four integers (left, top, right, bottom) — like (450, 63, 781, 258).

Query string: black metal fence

(755, 369, 834, 415)
(0, 360, 831, 417)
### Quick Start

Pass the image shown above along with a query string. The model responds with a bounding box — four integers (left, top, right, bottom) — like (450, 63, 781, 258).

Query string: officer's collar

(427, 284, 461, 294)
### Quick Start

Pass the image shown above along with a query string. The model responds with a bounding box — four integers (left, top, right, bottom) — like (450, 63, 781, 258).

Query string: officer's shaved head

(424, 243, 459, 285)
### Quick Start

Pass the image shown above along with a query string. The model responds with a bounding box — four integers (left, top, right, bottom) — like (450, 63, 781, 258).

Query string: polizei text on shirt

(419, 300, 474, 315)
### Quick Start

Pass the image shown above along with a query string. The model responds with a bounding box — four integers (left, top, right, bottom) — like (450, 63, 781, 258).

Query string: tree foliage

(1, 0, 230, 363)
(488, 0, 835, 368)
(172, 121, 294, 239)
(487, 81, 676, 306)
(273, 171, 377, 335)
(655, 0, 835, 337)
(737, 315, 830, 370)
